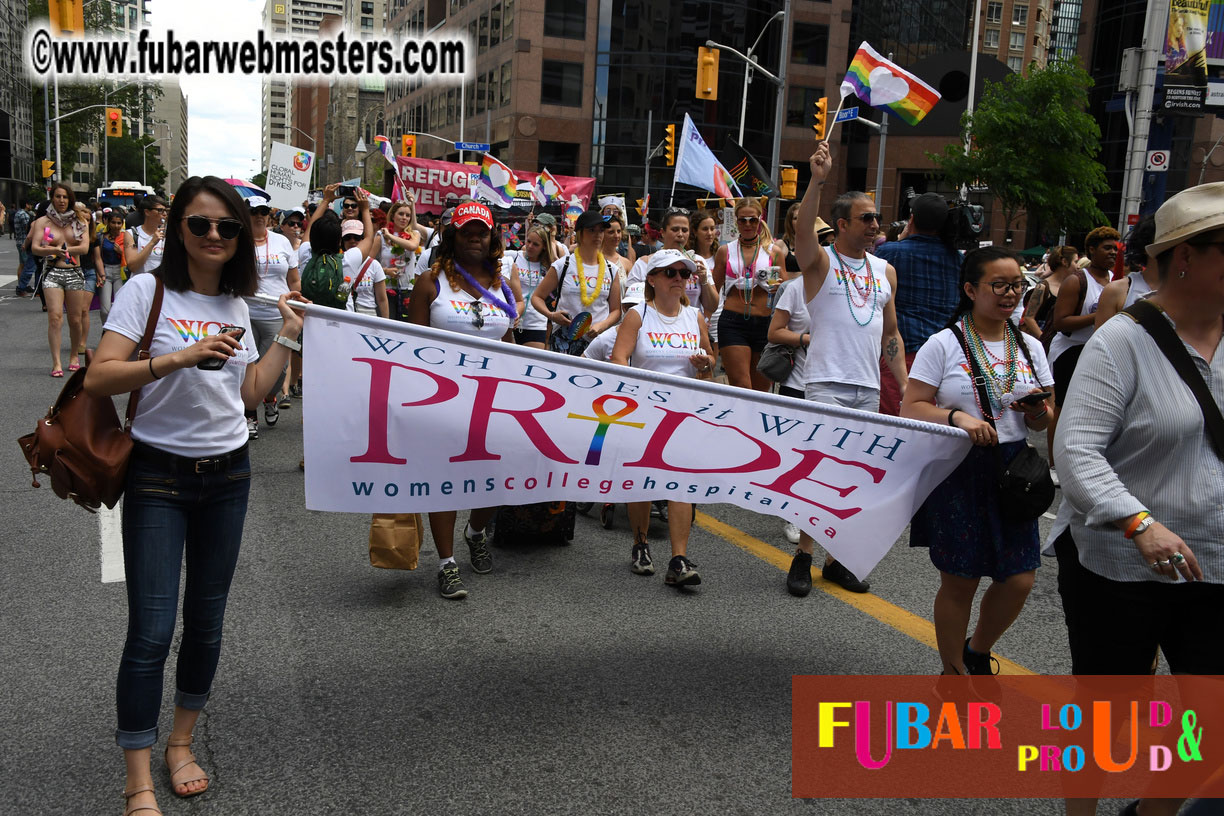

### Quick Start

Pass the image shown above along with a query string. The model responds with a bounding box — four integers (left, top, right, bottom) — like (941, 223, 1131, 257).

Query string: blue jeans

(115, 444, 251, 749)
(17, 247, 36, 291)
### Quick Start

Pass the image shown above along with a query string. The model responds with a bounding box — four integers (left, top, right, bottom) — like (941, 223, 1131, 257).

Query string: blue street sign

(835, 107, 859, 123)
(456, 141, 490, 152)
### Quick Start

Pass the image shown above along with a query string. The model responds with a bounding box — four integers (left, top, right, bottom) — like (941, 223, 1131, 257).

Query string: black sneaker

(664, 555, 701, 587)
(650, 501, 668, 522)
(437, 564, 468, 599)
(963, 638, 1000, 676)
(821, 559, 869, 593)
(290, 382, 303, 398)
(246, 416, 259, 440)
(465, 526, 492, 574)
(631, 542, 654, 575)
(786, 551, 813, 597)
(263, 398, 279, 427)
(278, 391, 291, 410)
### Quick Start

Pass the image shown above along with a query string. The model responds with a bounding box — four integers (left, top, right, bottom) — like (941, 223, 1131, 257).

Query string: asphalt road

(0, 239, 1167, 815)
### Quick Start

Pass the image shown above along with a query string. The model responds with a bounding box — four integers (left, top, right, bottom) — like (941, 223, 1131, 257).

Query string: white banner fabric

(301, 307, 971, 578)
(265, 142, 314, 210)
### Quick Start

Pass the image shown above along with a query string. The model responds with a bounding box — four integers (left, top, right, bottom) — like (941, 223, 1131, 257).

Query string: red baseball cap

(452, 201, 493, 229)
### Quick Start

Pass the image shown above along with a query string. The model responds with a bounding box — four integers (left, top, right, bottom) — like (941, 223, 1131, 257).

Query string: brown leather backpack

(17, 279, 163, 512)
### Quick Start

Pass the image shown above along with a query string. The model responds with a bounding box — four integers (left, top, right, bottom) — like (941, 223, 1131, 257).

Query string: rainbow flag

(474, 154, 519, 207)
(533, 168, 562, 205)
(840, 42, 940, 126)
(373, 135, 408, 201)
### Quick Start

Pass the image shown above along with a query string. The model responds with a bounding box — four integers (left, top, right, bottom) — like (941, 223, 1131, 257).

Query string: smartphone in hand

(197, 326, 246, 371)
(1014, 391, 1052, 407)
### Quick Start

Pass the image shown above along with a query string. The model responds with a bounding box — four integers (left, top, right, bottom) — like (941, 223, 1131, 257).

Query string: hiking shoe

(664, 555, 701, 587)
(786, 550, 813, 597)
(821, 559, 869, 593)
(783, 522, 801, 545)
(631, 542, 654, 575)
(963, 639, 1000, 676)
(246, 416, 259, 440)
(263, 398, 279, 427)
(437, 564, 468, 599)
(465, 527, 492, 574)
(278, 391, 291, 409)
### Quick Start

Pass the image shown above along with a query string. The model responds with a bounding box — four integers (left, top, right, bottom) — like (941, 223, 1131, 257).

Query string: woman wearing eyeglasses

(408, 201, 521, 600)
(85, 176, 307, 816)
(612, 249, 715, 586)
(901, 246, 1052, 676)
(713, 198, 785, 391)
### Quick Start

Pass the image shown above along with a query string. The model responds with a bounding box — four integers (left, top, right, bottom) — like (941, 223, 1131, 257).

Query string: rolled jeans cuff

(175, 688, 210, 711)
(115, 726, 158, 750)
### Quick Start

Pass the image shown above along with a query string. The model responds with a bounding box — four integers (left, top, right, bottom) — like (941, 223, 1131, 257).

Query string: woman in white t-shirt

(85, 176, 306, 816)
(371, 199, 421, 319)
(766, 277, 813, 547)
(339, 219, 388, 318)
(901, 246, 1053, 677)
(504, 224, 555, 348)
(611, 249, 714, 589)
(531, 210, 623, 356)
(243, 196, 300, 435)
(408, 202, 520, 601)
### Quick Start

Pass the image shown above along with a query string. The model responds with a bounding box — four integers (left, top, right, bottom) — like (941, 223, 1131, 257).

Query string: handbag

(757, 342, 797, 382)
(368, 513, 423, 570)
(950, 321, 1055, 523)
(1123, 299, 1224, 459)
(17, 278, 164, 512)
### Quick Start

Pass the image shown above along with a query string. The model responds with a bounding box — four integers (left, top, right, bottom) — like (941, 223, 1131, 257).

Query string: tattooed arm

(881, 263, 907, 399)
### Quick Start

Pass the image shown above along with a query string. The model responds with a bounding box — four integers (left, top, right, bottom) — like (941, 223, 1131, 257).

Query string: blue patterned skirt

(909, 440, 1041, 581)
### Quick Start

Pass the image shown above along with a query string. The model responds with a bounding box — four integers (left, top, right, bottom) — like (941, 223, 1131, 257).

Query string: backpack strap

(950, 323, 998, 433)
(1061, 269, 1089, 336)
(126, 278, 165, 431)
(352, 256, 374, 293)
(1004, 318, 1052, 390)
(1122, 300, 1224, 460)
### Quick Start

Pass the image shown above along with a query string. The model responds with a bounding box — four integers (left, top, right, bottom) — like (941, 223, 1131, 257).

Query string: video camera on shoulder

(902, 186, 984, 251)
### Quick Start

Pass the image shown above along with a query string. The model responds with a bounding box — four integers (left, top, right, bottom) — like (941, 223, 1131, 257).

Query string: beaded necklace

(454, 262, 518, 320)
(831, 245, 879, 326)
(572, 245, 607, 307)
(736, 236, 762, 317)
(960, 314, 1019, 420)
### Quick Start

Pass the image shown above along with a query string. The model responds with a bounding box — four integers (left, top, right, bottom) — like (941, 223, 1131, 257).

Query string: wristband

(1029, 408, 1048, 420)
(274, 334, 302, 352)
(149, 356, 162, 380)
(948, 408, 960, 427)
(1123, 511, 1151, 539)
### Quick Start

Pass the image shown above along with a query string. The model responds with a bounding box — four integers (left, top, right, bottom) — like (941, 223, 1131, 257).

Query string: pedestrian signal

(41, 159, 55, 179)
(48, 0, 84, 35)
(780, 167, 797, 199)
(106, 107, 123, 138)
(813, 97, 828, 141)
(697, 47, 719, 101)
(665, 124, 676, 166)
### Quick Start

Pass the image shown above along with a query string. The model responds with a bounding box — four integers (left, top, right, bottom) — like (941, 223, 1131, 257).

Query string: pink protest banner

(394, 156, 595, 213)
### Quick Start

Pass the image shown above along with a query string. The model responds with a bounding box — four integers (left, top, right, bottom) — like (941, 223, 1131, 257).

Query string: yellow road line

(693, 511, 1036, 676)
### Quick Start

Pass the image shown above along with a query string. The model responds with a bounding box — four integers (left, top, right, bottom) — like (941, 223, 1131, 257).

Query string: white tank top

(631, 301, 704, 377)
(379, 234, 414, 286)
(504, 250, 548, 331)
(1122, 269, 1154, 309)
(553, 254, 615, 325)
(428, 269, 513, 341)
(805, 245, 893, 389)
(1048, 270, 1107, 364)
(723, 239, 773, 293)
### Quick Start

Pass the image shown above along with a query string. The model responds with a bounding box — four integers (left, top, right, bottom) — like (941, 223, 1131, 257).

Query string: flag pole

(825, 93, 848, 139)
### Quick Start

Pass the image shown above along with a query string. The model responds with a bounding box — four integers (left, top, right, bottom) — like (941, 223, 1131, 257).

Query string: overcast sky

(148, 1, 264, 181)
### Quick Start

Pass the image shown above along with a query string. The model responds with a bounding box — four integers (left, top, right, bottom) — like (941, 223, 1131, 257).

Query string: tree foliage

(251, 172, 268, 189)
(929, 59, 1108, 237)
(106, 136, 167, 191)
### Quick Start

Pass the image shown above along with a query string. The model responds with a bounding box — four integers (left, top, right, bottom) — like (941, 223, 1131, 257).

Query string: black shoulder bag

(950, 321, 1055, 523)
(1123, 300, 1224, 459)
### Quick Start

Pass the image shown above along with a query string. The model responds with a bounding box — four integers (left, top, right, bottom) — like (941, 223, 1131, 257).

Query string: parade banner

(300, 307, 971, 579)
(1164, 0, 1211, 113)
(264, 142, 314, 210)
(395, 156, 596, 214)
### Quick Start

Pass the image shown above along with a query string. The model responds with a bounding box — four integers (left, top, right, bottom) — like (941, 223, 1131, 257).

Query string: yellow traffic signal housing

(664, 124, 676, 166)
(402, 134, 416, 157)
(106, 107, 123, 138)
(697, 46, 719, 101)
(48, 0, 84, 36)
(813, 97, 829, 141)
(41, 160, 55, 178)
(779, 166, 798, 199)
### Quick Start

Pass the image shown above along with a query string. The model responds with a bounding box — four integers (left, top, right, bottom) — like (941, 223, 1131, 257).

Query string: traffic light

(106, 107, 123, 138)
(779, 166, 798, 199)
(696, 46, 719, 101)
(48, 0, 84, 36)
(813, 97, 829, 141)
(41, 159, 55, 178)
(402, 134, 416, 157)
(664, 124, 676, 166)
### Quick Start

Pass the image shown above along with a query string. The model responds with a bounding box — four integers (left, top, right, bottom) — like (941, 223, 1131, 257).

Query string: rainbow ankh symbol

(567, 395, 647, 465)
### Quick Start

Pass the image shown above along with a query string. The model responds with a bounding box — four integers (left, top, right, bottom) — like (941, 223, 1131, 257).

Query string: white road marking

(100, 504, 125, 583)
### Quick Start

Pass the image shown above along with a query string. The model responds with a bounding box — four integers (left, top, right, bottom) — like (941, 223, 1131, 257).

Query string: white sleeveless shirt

(805, 245, 893, 389)
(503, 250, 548, 331)
(630, 301, 704, 377)
(1048, 270, 1107, 365)
(428, 270, 512, 341)
(723, 239, 773, 293)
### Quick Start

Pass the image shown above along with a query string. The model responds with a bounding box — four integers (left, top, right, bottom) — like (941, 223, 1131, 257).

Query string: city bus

(96, 181, 155, 209)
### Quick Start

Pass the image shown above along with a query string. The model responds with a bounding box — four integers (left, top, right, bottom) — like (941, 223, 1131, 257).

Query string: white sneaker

(246, 416, 259, 440)
(1049, 467, 1059, 487)
(783, 522, 801, 545)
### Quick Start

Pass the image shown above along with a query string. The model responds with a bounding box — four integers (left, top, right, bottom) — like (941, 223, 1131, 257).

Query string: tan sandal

(164, 735, 209, 798)
(123, 785, 162, 815)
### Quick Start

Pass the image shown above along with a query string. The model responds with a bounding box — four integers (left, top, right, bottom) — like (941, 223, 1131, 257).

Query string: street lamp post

(142, 135, 170, 187)
(736, 11, 785, 145)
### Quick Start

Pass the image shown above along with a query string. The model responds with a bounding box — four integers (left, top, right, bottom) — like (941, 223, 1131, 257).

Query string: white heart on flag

(867, 66, 910, 106)
(488, 164, 510, 187)
(542, 179, 558, 196)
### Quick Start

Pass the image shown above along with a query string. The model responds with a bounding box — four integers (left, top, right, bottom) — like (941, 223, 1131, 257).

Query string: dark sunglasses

(652, 266, 693, 279)
(342, 201, 359, 209)
(471, 301, 485, 330)
(736, 216, 760, 225)
(857, 212, 882, 224)
(251, 207, 271, 216)
(183, 215, 243, 240)
(283, 220, 303, 228)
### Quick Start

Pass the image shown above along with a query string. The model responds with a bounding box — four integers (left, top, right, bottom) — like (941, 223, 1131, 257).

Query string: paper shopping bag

(368, 513, 422, 570)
